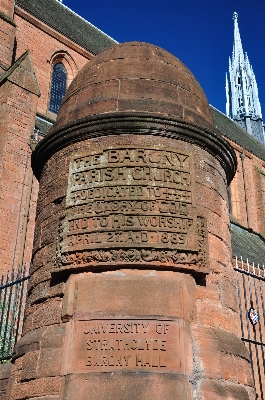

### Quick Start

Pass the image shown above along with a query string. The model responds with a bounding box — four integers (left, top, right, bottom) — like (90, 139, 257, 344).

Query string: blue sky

(62, 0, 265, 115)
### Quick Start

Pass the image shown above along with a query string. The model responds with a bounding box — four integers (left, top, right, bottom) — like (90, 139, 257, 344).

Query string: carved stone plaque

(55, 146, 208, 273)
(66, 318, 190, 374)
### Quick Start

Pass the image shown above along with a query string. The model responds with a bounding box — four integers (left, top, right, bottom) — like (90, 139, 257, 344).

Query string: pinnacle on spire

(232, 11, 244, 62)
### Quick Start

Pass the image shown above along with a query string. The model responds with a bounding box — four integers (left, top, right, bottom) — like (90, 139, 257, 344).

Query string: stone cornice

(32, 112, 237, 184)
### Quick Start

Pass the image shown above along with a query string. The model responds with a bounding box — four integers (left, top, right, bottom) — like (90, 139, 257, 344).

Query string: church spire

(232, 12, 243, 63)
(226, 12, 264, 144)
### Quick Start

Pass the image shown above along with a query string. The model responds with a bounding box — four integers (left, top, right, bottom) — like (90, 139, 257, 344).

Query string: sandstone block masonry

(0, 0, 95, 274)
(4, 42, 255, 400)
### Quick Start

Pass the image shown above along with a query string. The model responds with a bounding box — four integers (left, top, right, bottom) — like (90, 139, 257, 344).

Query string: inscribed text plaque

(69, 318, 188, 373)
(55, 146, 208, 273)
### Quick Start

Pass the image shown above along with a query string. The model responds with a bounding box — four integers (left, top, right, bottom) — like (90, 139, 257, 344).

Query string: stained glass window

(49, 63, 67, 114)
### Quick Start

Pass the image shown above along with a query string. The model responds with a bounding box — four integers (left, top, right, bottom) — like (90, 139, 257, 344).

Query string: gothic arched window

(49, 63, 67, 114)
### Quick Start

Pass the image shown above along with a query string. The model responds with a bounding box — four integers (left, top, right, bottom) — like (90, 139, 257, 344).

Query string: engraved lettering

(136, 354, 143, 367)
(71, 319, 186, 373)
(107, 149, 120, 163)
(60, 146, 208, 274)
(86, 356, 92, 366)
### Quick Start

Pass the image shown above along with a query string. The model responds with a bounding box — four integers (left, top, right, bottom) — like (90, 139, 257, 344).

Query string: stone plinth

(60, 271, 195, 399)
(6, 42, 255, 400)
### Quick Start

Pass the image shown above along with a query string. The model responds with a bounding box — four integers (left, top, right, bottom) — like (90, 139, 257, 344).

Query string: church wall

(0, 76, 38, 273)
(0, 2, 96, 274)
(0, 15, 15, 70)
(229, 150, 248, 226)
(0, 0, 15, 70)
(1, 1, 263, 277)
(14, 7, 93, 120)
(228, 139, 265, 237)
(0, 0, 14, 18)
(255, 167, 265, 236)
(243, 153, 265, 235)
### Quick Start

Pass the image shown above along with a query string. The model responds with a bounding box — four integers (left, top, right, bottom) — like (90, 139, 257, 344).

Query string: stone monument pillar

(8, 42, 255, 400)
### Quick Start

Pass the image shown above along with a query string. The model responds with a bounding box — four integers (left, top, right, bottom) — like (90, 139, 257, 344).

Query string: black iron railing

(235, 257, 265, 400)
(0, 264, 29, 361)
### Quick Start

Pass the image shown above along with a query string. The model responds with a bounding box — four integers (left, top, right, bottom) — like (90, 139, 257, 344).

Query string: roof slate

(210, 106, 265, 161)
(231, 223, 265, 266)
(35, 115, 53, 136)
(15, 0, 117, 55)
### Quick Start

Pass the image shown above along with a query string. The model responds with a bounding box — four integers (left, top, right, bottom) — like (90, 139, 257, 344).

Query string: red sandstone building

(0, 1, 265, 399)
(0, 0, 264, 276)
(0, 0, 116, 273)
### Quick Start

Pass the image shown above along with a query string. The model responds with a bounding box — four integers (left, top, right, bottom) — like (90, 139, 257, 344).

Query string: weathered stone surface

(62, 317, 192, 375)
(23, 299, 62, 334)
(192, 326, 221, 379)
(61, 271, 194, 379)
(15, 327, 45, 357)
(0, 363, 12, 400)
(8, 41, 252, 400)
(63, 373, 192, 400)
(0, 364, 11, 381)
(200, 379, 251, 400)
(10, 376, 61, 399)
(27, 279, 64, 305)
(51, 43, 212, 133)
(219, 352, 253, 386)
(21, 351, 38, 381)
(213, 328, 250, 360)
(62, 271, 196, 321)
(37, 348, 62, 378)
(15, 325, 65, 359)
(41, 326, 65, 349)
(53, 145, 209, 275)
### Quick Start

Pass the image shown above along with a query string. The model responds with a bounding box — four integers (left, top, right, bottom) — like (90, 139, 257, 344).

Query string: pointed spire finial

(233, 11, 244, 61)
(226, 11, 265, 143)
